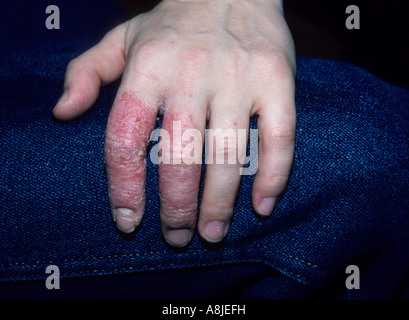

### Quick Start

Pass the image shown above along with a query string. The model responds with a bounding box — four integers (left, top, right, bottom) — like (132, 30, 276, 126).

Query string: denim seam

(1, 243, 319, 285)
(0, 243, 318, 269)
(2, 258, 310, 283)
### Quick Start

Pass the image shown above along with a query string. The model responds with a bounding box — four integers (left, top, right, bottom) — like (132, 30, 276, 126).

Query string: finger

(198, 98, 250, 243)
(252, 80, 296, 216)
(158, 99, 206, 247)
(53, 22, 128, 120)
(104, 88, 158, 233)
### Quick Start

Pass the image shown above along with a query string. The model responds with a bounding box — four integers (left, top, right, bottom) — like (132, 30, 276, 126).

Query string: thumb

(53, 21, 129, 120)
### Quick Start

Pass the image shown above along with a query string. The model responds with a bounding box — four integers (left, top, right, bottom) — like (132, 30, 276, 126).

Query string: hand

(53, 0, 296, 247)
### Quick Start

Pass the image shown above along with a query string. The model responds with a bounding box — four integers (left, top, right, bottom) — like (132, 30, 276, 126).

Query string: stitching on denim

(266, 246, 319, 268)
(0, 243, 318, 270)
(3, 258, 309, 282)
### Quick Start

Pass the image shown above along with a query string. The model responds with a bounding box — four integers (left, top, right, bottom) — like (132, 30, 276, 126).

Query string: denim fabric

(1, 0, 409, 299)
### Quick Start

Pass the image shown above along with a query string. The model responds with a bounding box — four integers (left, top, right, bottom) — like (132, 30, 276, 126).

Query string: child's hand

(53, 0, 296, 247)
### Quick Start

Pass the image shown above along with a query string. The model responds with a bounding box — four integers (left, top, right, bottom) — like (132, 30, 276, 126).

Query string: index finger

(104, 90, 158, 233)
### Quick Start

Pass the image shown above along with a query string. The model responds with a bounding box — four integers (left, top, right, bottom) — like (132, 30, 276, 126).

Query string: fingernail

(258, 197, 276, 216)
(114, 208, 140, 233)
(166, 229, 191, 247)
(203, 221, 226, 243)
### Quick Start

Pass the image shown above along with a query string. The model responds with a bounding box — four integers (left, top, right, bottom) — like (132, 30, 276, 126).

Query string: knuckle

(210, 129, 240, 164)
(254, 49, 294, 80)
(104, 134, 146, 168)
(159, 164, 201, 228)
(176, 47, 211, 80)
(109, 182, 145, 206)
(201, 199, 234, 218)
(66, 57, 81, 73)
(105, 123, 135, 151)
(161, 208, 197, 229)
(179, 47, 211, 67)
(129, 40, 164, 77)
(105, 135, 138, 155)
(260, 171, 289, 193)
(223, 49, 250, 76)
(217, 144, 238, 164)
(133, 40, 159, 61)
(268, 123, 296, 143)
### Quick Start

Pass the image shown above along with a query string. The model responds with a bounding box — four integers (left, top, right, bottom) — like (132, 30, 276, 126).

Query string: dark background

(116, 0, 409, 90)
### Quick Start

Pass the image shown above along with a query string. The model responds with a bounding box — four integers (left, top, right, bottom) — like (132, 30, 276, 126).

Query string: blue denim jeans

(1, 0, 408, 300)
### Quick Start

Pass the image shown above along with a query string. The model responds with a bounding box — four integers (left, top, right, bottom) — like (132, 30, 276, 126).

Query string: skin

(53, 0, 297, 247)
